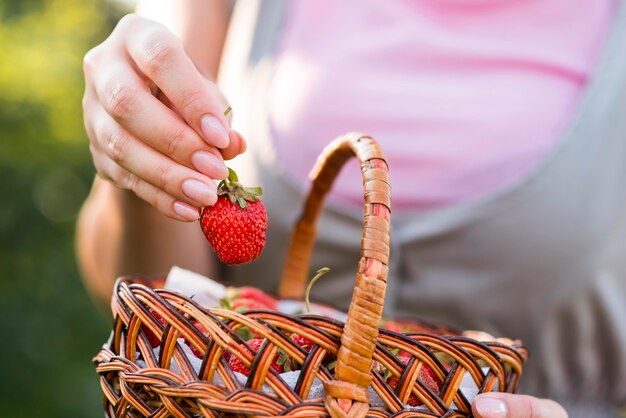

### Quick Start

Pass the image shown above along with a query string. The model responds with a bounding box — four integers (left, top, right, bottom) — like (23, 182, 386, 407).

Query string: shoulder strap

(219, 0, 288, 79)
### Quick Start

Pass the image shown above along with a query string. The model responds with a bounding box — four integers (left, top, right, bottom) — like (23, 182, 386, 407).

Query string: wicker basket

(94, 133, 528, 418)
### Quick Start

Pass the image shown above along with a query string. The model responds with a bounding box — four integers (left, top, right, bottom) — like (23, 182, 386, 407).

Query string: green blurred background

(0, 0, 132, 416)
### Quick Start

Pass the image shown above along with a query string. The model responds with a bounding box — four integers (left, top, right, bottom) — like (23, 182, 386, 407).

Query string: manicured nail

(200, 115, 229, 149)
(475, 396, 507, 418)
(191, 151, 229, 179)
(181, 179, 217, 206)
(173, 201, 199, 221)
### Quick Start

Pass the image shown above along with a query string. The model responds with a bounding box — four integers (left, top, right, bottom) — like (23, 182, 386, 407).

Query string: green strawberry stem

(305, 267, 330, 313)
(218, 167, 263, 209)
(227, 167, 238, 183)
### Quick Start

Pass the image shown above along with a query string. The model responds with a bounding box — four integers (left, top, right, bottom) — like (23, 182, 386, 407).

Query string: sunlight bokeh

(0, 1, 131, 416)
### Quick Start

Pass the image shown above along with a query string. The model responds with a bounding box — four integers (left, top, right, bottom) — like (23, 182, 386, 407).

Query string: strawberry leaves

(276, 348, 293, 372)
(217, 168, 262, 209)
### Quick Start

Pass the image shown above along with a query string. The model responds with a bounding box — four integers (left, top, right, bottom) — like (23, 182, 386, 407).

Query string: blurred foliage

(0, 0, 131, 416)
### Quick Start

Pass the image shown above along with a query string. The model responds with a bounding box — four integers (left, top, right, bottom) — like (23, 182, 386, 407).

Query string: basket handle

(278, 132, 390, 417)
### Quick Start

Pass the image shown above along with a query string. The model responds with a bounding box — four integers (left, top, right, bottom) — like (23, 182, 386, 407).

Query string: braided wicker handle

(278, 133, 390, 418)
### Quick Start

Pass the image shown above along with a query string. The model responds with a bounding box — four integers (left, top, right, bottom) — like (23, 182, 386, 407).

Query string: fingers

(121, 14, 231, 149)
(222, 129, 247, 161)
(92, 152, 196, 222)
(96, 156, 201, 223)
(133, 179, 201, 222)
(94, 110, 219, 204)
(82, 13, 248, 221)
(473, 393, 568, 418)
(93, 63, 229, 180)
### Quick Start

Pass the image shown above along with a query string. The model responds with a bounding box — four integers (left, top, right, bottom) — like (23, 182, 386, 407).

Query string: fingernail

(191, 151, 229, 179)
(200, 115, 229, 149)
(173, 201, 199, 221)
(181, 179, 217, 206)
(475, 396, 507, 418)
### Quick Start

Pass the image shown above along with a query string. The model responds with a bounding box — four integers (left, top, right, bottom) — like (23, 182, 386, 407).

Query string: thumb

(473, 393, 568, 418)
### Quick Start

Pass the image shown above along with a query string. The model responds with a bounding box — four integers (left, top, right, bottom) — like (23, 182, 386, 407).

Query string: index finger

(122, 15, 231, 149)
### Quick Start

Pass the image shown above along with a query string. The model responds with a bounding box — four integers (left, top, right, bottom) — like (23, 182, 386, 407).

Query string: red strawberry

(387, 376, 420, 406)
(418, 364, 441, 395)
(231, 298, 273, 312)
(398, 351, 441, 393)
(142, 309, 166, 348)
(290, 333, 334, 364)
(382, 320, 403, 333)
(291, 334, 314, 352)
(289, 334, 313, 368)
(199, 168, 267, 265)
(185, 320, 211, 359)
(227, 286, 277, 310)
(228, 338, 285, 376)
(386, 350, 441, 405)
(228, 344, 254, 376)
(396, 350, 412, 364)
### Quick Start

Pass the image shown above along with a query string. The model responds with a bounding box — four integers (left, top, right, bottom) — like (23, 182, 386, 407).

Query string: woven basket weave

(94, 133, 528, 418)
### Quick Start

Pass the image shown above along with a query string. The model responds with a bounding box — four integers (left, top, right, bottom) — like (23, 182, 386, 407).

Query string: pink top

(267, 0, 615, 210)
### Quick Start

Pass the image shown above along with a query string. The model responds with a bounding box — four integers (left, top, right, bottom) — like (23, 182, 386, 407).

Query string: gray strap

(249, 0, 288, 64)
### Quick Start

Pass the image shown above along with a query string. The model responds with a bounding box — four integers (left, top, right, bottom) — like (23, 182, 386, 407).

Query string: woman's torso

(268, 0, 614, 210)
(218, 1, 626, 415)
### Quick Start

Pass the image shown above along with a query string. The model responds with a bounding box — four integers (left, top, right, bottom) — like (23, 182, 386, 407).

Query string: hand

(473, 393, 568, 418)
(82, 14, 245, 221)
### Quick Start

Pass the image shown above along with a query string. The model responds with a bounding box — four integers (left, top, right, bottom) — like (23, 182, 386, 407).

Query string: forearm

(136, 0, 231, 78)
(76, 179, 214, 305)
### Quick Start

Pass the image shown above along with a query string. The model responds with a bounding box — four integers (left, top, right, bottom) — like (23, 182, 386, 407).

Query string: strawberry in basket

(228, 338, 296, 375)
(225, 286, 278, 311)
(142, 309, 166, 348)
(385, 351, 441, 406)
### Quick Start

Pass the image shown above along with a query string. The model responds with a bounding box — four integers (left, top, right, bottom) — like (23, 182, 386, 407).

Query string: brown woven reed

(94, 133, 528, 418)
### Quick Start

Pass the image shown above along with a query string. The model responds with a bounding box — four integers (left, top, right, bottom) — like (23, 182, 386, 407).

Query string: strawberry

(185, 320, 211, 359)
(386, 376, 420, 406)
(231, 297, 273, 312)
(418, 364, 440, 395)
(228, 343, 255, 376)
(142, 309, 166, 348)
(382, 320, 403, 333)
(291, 334, 334, 368)
(228, 338, 286, 376)
(396, 350, 412, 364)
(289, 334, 313, 369)
(226, 286, 277, 310)
(386, 350, 441, 405)
(291, 334, 314, 353)
(397, 351, 441, 393)
(199, 168, 267, 265)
